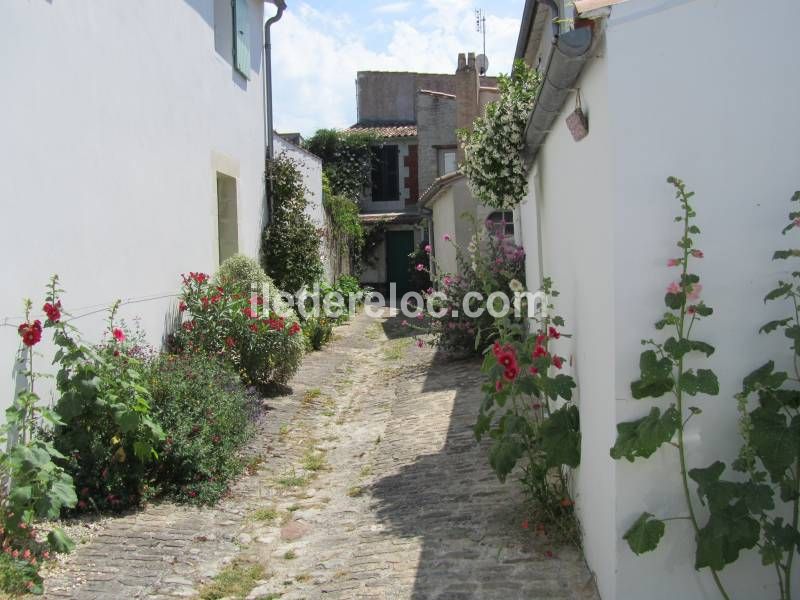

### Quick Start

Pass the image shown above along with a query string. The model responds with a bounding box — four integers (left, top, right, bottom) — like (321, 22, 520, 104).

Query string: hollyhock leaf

(488, 436, 524, 483)
(773, 249, 800, 260)
(610, 406, 680, 462)
(695, 501, 759, 571)
(551, 374, 576, 401)
(759, 318, 793, 334)
(742, 361, 787, 393)
(631, 351, 674, 399)
(694, 303, 713, 317)
(664, 337, 691, 360)
(552, 316, 565, 327)
(541, 405, 580, 468)
(764, 283, 793, 302)
(784, 325, 800, 354)
(749, 405, 799, 482)
(48, 527, 76, 554)
(623, 513, 665, 555)
(664, 292, 685, 310)
(680, 369, 719, 396)
(688, 340, 715, 357)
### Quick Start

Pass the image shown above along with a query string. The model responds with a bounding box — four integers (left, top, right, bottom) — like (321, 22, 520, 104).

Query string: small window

(371, 145, 400, 202)
(487, 211, 514, 236)
(438, 148, 457, 176)
(217, 173, 239, 263)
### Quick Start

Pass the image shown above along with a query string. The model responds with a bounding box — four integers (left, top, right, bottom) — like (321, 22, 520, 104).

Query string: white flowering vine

(458, 60, 542, 209)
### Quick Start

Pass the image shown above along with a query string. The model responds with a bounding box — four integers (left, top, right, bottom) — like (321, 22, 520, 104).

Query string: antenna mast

(475, 8, 487, 73)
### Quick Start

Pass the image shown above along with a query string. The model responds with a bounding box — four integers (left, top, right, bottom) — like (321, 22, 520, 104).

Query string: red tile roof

(347, 122, 417, 138)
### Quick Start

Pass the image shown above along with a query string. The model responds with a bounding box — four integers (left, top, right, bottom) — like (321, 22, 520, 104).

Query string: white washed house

(513, 0, 800, 598)
(0, 1, 286, 412)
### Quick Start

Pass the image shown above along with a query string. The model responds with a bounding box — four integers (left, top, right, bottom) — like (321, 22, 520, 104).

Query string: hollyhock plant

(476, 277, 579, 545)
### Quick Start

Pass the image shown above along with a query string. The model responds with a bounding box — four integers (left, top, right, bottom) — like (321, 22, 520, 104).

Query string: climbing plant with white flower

(458, 60, 542, 209)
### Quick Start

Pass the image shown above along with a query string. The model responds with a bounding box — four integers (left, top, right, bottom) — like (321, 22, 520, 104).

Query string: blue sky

(270, 0, 525, 136)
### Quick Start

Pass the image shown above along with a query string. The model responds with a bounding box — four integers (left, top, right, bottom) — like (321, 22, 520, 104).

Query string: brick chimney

(455, 52, 480, 163)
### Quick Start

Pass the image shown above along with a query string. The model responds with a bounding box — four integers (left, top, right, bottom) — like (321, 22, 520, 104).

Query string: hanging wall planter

(566, 90, 589, 142)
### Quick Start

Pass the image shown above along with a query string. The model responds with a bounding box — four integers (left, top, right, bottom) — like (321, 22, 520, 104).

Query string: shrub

(261, 155, 324, 293)
(50, 291, 163, 513)
(421, 219, 526, 353)
(174, 272, 304, 387)
(215, 254, 295, 319)
(146, 353, 254, 505)
(334, 274, 362, 298)
(459, 60, 541, 209)
(408, 245, 432, 294)
(303, 317, 334, 351)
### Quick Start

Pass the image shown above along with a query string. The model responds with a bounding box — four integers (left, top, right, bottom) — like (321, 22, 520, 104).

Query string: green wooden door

(386, 230, 415, 297)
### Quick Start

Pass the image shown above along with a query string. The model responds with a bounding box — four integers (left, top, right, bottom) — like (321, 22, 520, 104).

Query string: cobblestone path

(42, 310, 598, 600)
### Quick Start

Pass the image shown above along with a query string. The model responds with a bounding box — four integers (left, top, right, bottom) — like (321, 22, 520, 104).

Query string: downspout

(263, 0, 286, 226)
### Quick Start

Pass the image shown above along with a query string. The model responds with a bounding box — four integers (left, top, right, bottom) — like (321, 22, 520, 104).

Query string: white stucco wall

(0, 0, 266, 413)
(273, 134, 330, 281)
(520, 48, 617, 600)
(430, 187, 458, 276)
(522, 1, 800, 598)
(607, 1, 800, 598)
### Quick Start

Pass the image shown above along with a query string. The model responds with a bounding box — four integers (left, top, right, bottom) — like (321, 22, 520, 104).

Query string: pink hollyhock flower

(401, 320, 409, 326)
(495, 380, 503, 392)
(416, 339, 424, 348)
(443, 276, 452, 286)
(691, 249, 704, 258)
(687, 305, 697, 315)
(794, 218, 800, 228)
(416, 264, 425, 272)
(667, 258, 681, 267)
(416, 313, 424, 320)
(112, 328, 125, 342)
(424, 244, 432, 253)
(667, 281, 681, 295)
(687, 283, 702, 301)
(443, 234, 452, 241)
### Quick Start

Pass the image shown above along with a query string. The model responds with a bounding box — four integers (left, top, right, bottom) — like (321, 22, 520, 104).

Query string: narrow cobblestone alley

(42, 310, 598, 600)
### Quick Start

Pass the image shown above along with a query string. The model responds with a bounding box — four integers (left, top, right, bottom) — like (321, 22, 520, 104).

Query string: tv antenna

(475, 9, 488, 75)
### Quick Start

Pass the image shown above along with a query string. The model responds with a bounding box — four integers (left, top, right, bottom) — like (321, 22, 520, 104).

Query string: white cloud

(271, 2, 521, 136)
(373, 2, 412, 14)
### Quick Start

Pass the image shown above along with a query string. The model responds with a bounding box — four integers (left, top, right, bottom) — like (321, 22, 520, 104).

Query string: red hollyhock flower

(536, 334, 546, 346)
(249, 323, 258, 333)
(190, 272, 209, 284)
(242, 307, 257, 319)
(552, 355, 564, 369)
(43, 301, 61, 323)
(113, 328, 125, 342)
(529, 366, 538, 375)
(225, 337, 236, 348)
(200, 297, 210, 309)
(497, 350, 516, 369)
(289, 322, 301, 336)
(492, 341, 502, 357)
(182, 320, 195, 332)
(495, 380, 503, 392)
(533, 345, 547, 358)
(503, 364, 520, 381)
(18, 321, 42, 347)
(178, 301, 187, 312)
(548, 326, 560, 339)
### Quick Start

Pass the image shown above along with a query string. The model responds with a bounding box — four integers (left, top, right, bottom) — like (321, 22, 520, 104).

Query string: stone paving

(42, 309, 599, 600)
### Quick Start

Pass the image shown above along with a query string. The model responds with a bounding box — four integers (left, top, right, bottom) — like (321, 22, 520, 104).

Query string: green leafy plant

(146, 353, 254, 505)
(303, 316, 334, 351)
(609, 178, 731, 597)
(261, 154, 324, 293)
(174, 272, 304, 387)
(415, 217, 526, 353)
(459, 60, 542, 209)
(475, 278, 580, 543)
(694, 191, 800, 600)
(0, 295, 77, 594)
(49, 278, 164, 513)
(304, 129, 378, 202)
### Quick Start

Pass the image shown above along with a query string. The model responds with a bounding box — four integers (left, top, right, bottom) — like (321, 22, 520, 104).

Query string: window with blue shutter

(233, 0, 250, 79)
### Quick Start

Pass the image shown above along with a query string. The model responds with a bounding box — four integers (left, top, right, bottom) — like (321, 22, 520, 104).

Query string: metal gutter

(263, 0, 286, 226)
(522, 25, 594, 166)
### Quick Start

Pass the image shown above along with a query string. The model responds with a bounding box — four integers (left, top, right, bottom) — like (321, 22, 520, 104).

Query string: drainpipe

(263, 0, 286, 226)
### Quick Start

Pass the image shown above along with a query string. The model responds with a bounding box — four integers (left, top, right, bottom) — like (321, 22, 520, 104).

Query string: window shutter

(385, 146, 399, 202)
(233, 0, 250, 79)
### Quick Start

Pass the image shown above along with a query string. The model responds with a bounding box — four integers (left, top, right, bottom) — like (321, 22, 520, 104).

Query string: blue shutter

(233, 0, 250, 79)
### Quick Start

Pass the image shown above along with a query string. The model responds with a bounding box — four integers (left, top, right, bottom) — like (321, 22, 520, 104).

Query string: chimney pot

(467, 52, 476, 70)
(457, 53, 466, 71)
